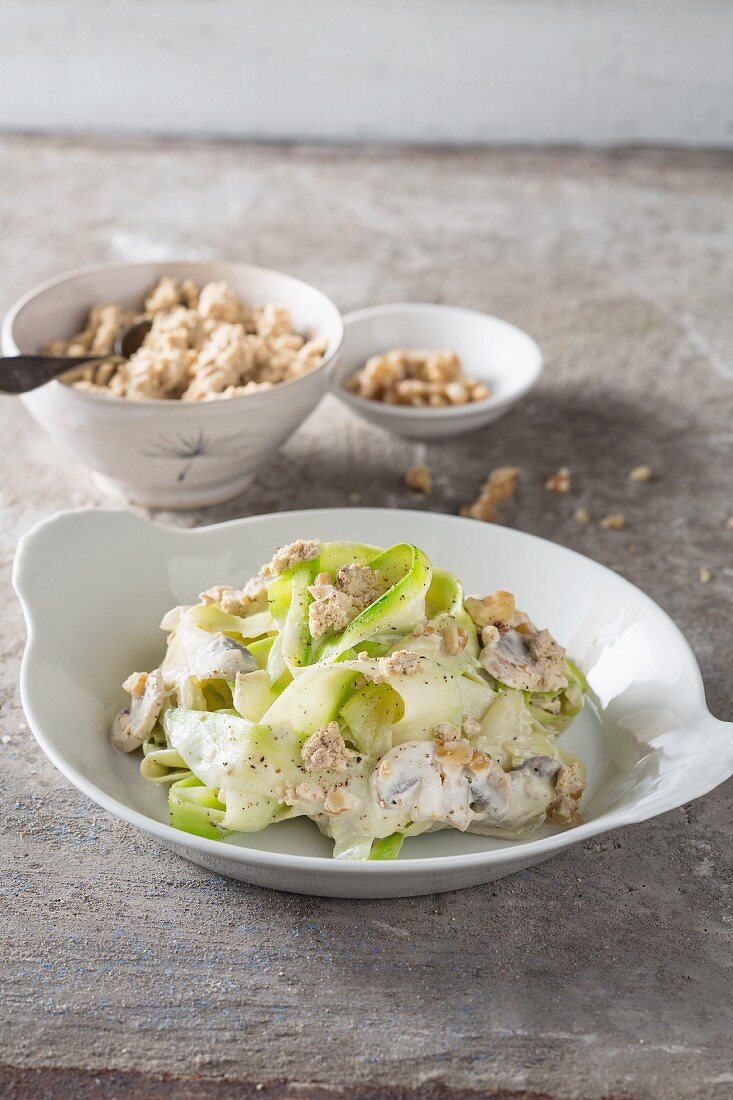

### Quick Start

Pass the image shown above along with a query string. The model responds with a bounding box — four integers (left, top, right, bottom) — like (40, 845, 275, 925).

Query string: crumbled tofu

(307, 563, 382, 640)
(442, 621, 468, 656)
(199, 580, 268, 615)
(301, 722, 351, 772)
(573, 507, 591, 524)
(287, 780, 325, 805)
(465, 591, 516, 629)
(629, 465, 652, 483)
(348, 348, 490, 407)
(405, 463, 433, 494)
(545, 466, 571, 495)
(599, 512, 627, 530)
(699, 566, 712, 584)
(434, 722, 461, 742)
(376, 650, 422, 680)
(460, 466, 520, 523)
(323, 785, 359, 816)
(549, 762, 585, 824)
(262, 539, 320, 577)
(46, 277, 327, 401)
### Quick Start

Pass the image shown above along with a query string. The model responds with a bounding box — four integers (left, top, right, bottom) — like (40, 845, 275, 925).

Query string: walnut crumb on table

(545, 466, 572, 494)
(460, 466, 520, 523)
(629, 465, 652, 483)
(573, 506, 590, 524)
(699, 566, 712, 584)
(599, 512, 627, 530)
(405, 463, 433, 494)
(725, 517, 733, 531)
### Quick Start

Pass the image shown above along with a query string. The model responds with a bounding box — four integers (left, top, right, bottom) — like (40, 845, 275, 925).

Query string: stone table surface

(0, 136, 731, 1100)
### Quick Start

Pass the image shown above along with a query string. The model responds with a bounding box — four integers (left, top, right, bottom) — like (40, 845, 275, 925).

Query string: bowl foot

(90, 471, 256, 510)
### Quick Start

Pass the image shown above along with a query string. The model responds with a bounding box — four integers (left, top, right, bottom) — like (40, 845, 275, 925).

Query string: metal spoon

(0, 318, 153, 395)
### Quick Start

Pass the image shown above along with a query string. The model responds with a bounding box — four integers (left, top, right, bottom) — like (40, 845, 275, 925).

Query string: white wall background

(2, 0, 732, 146)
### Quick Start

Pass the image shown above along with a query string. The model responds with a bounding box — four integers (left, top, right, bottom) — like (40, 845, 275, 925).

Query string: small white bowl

(1, 260, 343, 509)
(331, 303, 542, 440)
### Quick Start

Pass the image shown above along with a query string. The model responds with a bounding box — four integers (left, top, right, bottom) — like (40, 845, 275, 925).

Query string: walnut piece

(460, 466, 520, 523)
(405, 463, 433, 494)
(545, 467, 571, 495)
(599, 513, 627, 530)
(629, 465, 652, 483)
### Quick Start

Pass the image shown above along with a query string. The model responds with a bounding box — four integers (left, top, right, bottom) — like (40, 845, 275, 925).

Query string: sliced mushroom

(480, 626, 567, 693)
(371, 742, 571, 832)
(110, 668, 165, 753)
(191, 633, 258, 681)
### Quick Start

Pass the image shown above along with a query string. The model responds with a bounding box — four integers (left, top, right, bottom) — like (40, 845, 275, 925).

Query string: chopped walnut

(545, 466, 571, 495)
(599, 513, 627, 530)
(286, 780, 325, 805)
(46, 277, 326, 401)
(301, 722, 351, 772)
(434, 722, 461, 742)
(442, 621, 468, 656)
(405, 463, 433, 494)
(629, 465, 652, 483)
(725, 517, 733, 531)
(434, 738, 474, 766)
(699, 566, 712, 584)
(375, 650, 421, 680)
(573, 507, 590, 524)
(199, 580, 267, 615)
(481, 624, 501, 648)
(262, 539, 320, 577)
(465, 591, 516, 630)
(460, 466, 520, 523)
(323, 785, 359, 816)
(347, 348, 490, 407)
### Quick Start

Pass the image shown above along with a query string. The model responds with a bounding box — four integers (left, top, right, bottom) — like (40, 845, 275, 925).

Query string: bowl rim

(2, 258, 344, 412)
(332, 302, 543, 420)
(13, 505, 732, 879)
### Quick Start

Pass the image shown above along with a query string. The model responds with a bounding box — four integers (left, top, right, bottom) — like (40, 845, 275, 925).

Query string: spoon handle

(0, 355, 106, 394)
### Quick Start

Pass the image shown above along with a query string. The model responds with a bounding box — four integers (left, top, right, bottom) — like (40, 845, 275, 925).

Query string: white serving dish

(14, 507, 732, 898)
(331, 303, 542, 439)
(1, 261, 343, 509)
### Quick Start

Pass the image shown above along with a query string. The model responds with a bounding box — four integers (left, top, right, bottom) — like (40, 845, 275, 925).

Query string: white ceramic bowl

(14, 507, 732, 898)
(331, 303, 543, 439)
(2, 261, 343, 509)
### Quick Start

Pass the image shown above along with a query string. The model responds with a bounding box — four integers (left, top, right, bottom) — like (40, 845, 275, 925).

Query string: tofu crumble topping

(46, 277, 327, 401)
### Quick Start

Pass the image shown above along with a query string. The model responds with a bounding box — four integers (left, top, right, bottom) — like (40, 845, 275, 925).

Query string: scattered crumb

(349, 492, 362, 504)
(545, 466, 571, 495)
(460, 466, 520, 523)
(629, 465, 652, 483)
(599, 512, 627, 530)
(699, 566, 712, 584)
(405, 462, 433, 494)
(573, 506, 590, 524)
(1, 735, 10, 745)
(725, 517, 733, 531)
